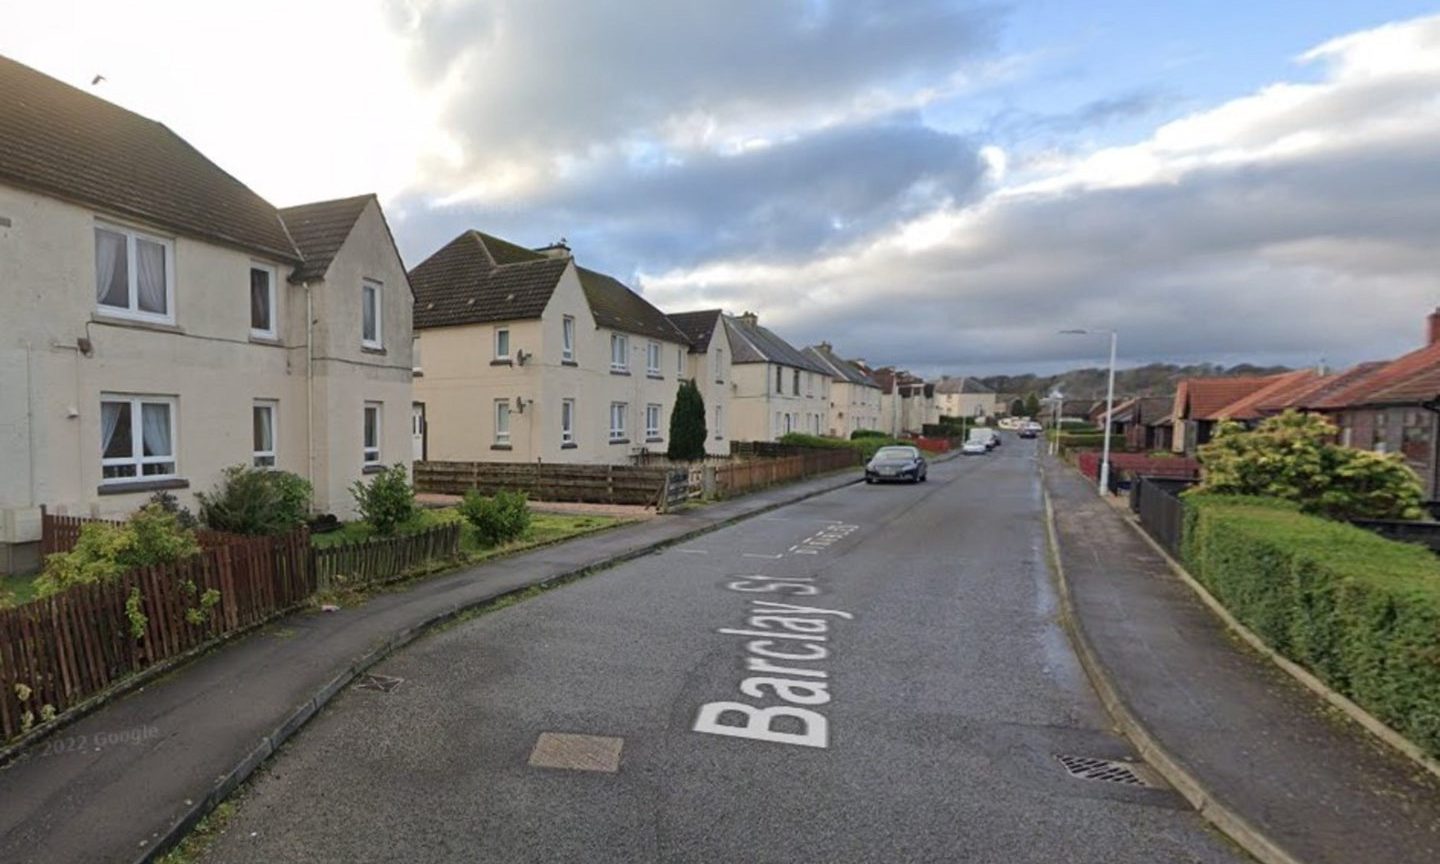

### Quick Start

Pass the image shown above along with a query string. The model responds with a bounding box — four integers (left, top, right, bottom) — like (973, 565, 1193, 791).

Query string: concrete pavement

(0, 468, 866, 864)
(201, 441, 1243, 863)
(1044, 457, 1440, 864)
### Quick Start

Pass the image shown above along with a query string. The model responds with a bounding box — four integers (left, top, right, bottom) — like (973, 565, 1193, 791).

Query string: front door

(411, 403, 426, 462)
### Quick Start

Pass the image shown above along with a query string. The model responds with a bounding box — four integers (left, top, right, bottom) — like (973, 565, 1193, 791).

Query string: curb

(135, 470, 863, 864)
(1040, 483, 1303, 864)
(1117, 499, 1440, 785)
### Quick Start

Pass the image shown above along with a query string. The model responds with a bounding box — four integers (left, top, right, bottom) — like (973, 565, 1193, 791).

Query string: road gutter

(1040, 479, 1303, 864)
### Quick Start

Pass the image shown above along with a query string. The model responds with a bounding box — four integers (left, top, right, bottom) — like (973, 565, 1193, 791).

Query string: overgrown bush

(780, 432, 905, 460)
(35, 505, 201, 598)
(1196, 411, 1423, 520)
(147, 490, 198, 530)
(1182, 494, 1440, 756)
(350, 465, 416, 535)
(197, 466, 312, 535)
(459, 489, 531, 546)
(850, 430, 888, 440)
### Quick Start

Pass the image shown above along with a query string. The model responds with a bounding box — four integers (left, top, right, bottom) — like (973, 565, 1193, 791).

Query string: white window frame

(715, 347, 724, 383)
(363, 401, 382, 465)
(677, 346, 684, 377)
(647, 341, 661, 376)
(562, 398, 575, 445)
(610, 401, 628, 441)
(494, 399, 511, 445)
(249, 263, 278, 339)
(494, 327, 510, 361)
(562, 315, 575, 362)
(100, 393, 178, 483)
(611, 334, 629, 372)
(253, 400, 277, 468)
(94, 222, 176, 325)
(715, 405, 724, 440)
(362, 280, 383, 349)
(646, 403, 662, 440)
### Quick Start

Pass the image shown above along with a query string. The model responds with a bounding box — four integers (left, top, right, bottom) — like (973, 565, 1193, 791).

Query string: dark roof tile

(410, 231, 568, 329)
(577, 267, 688, 343)
(668, 309, 724, 352)
(279, 194, 373, 282)
(724, 316, 830, 374)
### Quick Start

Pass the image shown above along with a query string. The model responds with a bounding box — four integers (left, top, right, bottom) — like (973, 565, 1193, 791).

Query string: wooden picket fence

(0, 529, 312, 740)
(414, 461, 675, 506)
(1, 516, 463, 742)
(312, 522, 462, 591)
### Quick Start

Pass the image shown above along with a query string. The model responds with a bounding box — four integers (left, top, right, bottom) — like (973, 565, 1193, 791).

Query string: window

(562, 315, 575, 362)
(677, 346, 684, 376)
(252, 401, 276, 467)
(610, 402, 628, 441)
(715, 347, 724, 382)
(562, 398, 575, 445)
(100, 394, 176, 481)
(363, 402, 382, 465)
(362, 280, 382, 348)
(611, 334, 629, 372)
(95, 224, 174, 323)
(647, 341, 661, 376)
(494, 327, 510, 360)
(715, 405, 724, 439)
(412, 336, 422, 375)
(250, 265, 277, 338)
(494, 400, 511, 445)
(806, 373, 813, 398)
(785, 413, 794, 434)
(646, 403, 662, 440)
(775, 366, 783, 393)
(792, 369, 800, 395)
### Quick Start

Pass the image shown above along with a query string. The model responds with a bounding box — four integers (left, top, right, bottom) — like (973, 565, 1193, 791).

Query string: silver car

(865, 445, 928, 484)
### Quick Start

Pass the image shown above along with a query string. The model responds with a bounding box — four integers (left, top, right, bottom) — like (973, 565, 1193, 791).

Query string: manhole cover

(1055, 754, 1156, 787)
(354, 673, 404, 693)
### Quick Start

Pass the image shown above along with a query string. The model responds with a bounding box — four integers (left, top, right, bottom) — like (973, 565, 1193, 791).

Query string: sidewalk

(0, 470, 860, 864)
(1043, 457, 1440, 864)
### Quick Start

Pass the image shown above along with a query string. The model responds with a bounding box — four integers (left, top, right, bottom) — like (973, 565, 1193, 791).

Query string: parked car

(1019, 428, 1037, 439)
(961, 440, 989, 455)
(969, 429, 999, 450)
(865, 445, 928, 483)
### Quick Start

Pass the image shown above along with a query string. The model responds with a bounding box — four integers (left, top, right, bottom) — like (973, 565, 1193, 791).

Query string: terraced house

(722, 312, 832, 441)
(0, 56, 413, 574)
(666, 309, 736, 456)
(410, 233, 691, 463)
(803, 342, 882, 437)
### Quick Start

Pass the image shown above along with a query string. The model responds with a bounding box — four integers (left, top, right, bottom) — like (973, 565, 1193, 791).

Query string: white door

(411, 403, 425, 462)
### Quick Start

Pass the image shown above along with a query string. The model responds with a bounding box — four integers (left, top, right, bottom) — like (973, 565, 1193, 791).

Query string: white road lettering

(692, 702, 828, 749)
(747, 640, 829, 661)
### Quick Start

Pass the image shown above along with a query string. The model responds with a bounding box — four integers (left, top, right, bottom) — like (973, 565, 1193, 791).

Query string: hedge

(1182, 494, 1440, 757)
(780, 432, 906, 460)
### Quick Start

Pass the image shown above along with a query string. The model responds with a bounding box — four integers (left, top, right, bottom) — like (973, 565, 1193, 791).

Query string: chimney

(1428, 308, 1440, 346)
(818, 341, 832, 352)
(739, 311, 759, 329)
(535, 239, 571, 259)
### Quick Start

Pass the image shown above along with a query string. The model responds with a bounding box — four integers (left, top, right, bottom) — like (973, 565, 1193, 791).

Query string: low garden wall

(1077, 451, 1200, 484)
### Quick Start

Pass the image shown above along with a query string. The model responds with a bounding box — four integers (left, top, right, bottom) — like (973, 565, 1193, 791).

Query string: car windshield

(874, 447, 919, 460)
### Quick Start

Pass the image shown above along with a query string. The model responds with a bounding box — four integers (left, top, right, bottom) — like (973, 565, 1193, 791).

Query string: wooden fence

(714, 448, 860, 498)
(414, 461, 675, 506)
(0, 529, 312, 741)
(312, 522, 463, 591)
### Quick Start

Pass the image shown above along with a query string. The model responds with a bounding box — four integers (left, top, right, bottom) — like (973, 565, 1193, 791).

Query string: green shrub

(1183, 494, 1440, 757)
(35, 505, 201, 598)
(197, 466, 312, 535)
(667, 379, 708, 461)
(458, 489, 531, 547)
(350, 465, 416, 535)
(147, 490, 199, 530)
(850, 430, 888, 440)
(1197, 411, 1423, 520)
(781, 432, 905, 460)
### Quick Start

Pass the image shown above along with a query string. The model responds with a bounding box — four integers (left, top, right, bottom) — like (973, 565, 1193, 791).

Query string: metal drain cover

(1056, 754, 1157, 787)
(354, 673, 404, 693)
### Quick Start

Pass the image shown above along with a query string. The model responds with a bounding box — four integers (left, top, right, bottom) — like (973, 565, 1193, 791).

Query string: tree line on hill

(980, 362, 1293, 402)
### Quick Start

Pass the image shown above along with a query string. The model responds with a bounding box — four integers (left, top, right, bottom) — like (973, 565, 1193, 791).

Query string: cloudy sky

(4, 1, 1439, 375)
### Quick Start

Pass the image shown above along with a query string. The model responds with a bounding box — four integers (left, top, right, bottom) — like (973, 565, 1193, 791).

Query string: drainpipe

(305, 282, 314, 495)
(1420, 396, 1440, 512)
(23, 340, 37, 506)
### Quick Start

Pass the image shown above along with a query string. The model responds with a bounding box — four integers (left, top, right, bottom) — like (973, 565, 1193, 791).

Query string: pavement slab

(1044, 456, 1440, 864)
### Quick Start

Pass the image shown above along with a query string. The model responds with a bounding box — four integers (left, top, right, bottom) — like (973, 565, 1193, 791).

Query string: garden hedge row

(1182, 494, 1440, 756)
(780, 432, 907, 460)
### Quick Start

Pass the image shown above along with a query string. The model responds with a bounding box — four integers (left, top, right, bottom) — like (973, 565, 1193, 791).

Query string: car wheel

(865, 476, 874, 484)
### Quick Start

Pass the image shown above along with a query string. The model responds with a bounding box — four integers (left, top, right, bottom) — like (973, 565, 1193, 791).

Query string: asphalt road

(204, 439, 1245, 864)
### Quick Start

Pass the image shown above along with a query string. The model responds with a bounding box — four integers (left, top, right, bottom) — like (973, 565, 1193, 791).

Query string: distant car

(961, 440, 989, 455)
(969, 429, 999, 450)
(1019, 428, 1037, 439)
(865, 445, 928, 483)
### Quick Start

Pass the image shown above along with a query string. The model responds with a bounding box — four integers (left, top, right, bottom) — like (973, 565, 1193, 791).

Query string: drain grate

(1056, 754, 1154, 787)
(354, 673, 404, 693)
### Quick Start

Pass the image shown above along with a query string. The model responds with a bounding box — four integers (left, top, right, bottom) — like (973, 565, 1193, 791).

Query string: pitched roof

(723, 316, 830, 374)
(576, 268, 689, 343)
(1134, 396, 1175, 425)
(1173, 376, 1277, 422)
(1311, 342, 1440, 409)
(1209, 370, 1320, 420)
(933, 376, 993, 395)
(668, 309, 724, 352)
(410, 231, 569, 330)
(279, 194, 373, 282)
(0, 55, 298, 263)
(803, 344, 879, 387)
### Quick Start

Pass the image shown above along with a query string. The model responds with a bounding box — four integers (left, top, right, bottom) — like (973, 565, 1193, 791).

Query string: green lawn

(1, 570, 39, 605)
(312, 506, 624, 563)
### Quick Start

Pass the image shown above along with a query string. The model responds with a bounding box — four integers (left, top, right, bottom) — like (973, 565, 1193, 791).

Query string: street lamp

(1047, 389, 1064, 457)
(1060, 329, 1118, 495)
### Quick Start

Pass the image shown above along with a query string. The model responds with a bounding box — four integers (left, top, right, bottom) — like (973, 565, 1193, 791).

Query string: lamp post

(1060, 329, 1118, 495)
(1048, 389, 1064, 457)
